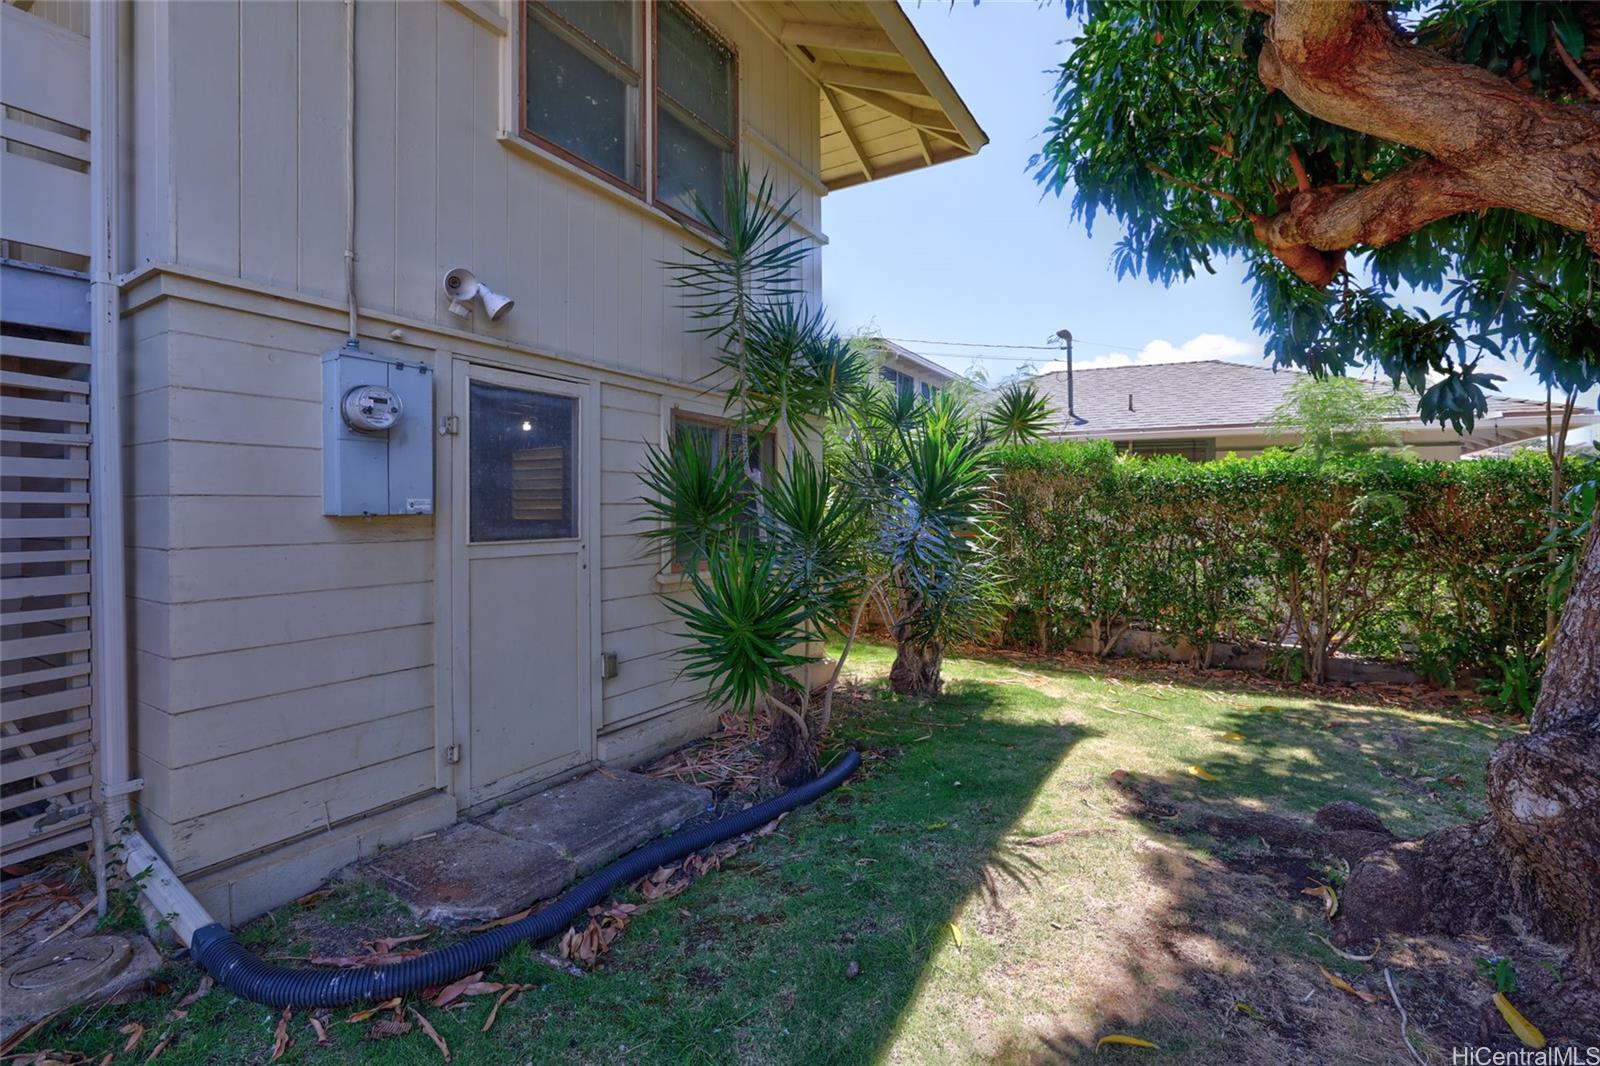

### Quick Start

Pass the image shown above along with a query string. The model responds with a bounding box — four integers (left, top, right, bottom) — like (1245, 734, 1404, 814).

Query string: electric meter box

(322, 347, 435, 516)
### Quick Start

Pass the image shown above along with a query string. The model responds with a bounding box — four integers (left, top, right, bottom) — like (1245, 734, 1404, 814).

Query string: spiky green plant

(636, 431, 751, 571)
(666, 539, 814, 713)
(983, 381, 1056, 446)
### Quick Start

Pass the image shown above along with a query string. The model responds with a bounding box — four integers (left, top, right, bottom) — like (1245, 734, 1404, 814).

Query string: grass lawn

(19, 642, 1517, 1065)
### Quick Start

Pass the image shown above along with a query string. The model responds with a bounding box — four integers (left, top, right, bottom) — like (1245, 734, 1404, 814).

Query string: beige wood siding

(128, 0, 823, 389)
(124, 298, 438, 873)
(121, 1, 825, 875)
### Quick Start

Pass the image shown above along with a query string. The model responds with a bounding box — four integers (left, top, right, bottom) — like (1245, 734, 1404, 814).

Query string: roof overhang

(740, 1, 988, 190)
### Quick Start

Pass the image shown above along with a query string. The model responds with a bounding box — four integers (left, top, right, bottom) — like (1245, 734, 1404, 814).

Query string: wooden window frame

(518, 0, 648, 197)
(664, 409, 771, 571)
(650, 0, 739, 233)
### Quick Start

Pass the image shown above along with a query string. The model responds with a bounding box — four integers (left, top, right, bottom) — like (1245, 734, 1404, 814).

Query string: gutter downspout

(89, 0, 141, 867)
(122, 0, 366, 933)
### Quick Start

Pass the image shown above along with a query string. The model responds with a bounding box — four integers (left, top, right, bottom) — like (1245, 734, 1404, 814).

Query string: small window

(523, 1, 642, 189)
(880, 367, 916, 402)
(671, 413, 772, 556)
(470, 382, 578, 541)
(655, 3, 736, 228)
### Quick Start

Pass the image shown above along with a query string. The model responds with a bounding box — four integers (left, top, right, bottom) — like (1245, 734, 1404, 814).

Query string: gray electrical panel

(322, 347, 435, 516)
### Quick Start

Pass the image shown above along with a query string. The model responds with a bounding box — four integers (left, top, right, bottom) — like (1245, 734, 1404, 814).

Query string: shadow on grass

(964, 663, 1558, 1065)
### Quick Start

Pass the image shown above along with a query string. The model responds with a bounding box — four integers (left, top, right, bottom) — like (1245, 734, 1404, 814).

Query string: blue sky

(819, 0, 1590, 411)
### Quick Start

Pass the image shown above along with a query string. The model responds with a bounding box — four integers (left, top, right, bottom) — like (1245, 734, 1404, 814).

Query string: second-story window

(523, 1, 642, 189)
(654, 2, 736, 228)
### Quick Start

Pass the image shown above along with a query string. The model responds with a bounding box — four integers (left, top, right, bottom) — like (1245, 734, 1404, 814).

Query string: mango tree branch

(1246, 0, 1600, 279)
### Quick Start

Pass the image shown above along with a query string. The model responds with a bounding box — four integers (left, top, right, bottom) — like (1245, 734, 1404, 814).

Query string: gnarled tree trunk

(890, 641, 944, 697)
(1340, 534, 1600, 982)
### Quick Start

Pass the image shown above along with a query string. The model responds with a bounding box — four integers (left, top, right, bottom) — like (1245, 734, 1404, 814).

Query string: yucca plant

(642, 170, 1013, 783)
(983, 381, 1056, 446)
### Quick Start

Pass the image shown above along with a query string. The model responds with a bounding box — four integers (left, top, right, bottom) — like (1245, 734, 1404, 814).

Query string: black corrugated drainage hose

(190, 749, 860, 1007)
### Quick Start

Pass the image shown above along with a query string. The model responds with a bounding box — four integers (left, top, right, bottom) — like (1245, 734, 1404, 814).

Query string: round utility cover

(6, 936, 133, 1001)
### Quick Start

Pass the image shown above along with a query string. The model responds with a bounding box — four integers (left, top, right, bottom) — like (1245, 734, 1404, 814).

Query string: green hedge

(990, 441, 1590, 684)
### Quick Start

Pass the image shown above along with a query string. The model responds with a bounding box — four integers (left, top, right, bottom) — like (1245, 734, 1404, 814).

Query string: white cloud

(1036, 333, 1262, 374)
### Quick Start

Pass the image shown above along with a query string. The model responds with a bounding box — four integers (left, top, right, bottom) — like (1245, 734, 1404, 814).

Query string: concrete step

(356, 770, 710, 926)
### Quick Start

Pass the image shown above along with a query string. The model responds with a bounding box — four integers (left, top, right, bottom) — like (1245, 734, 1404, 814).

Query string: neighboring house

(870, 338, 963, 400)
(0, 0, 984, 922)
(1032, 360, 1593, 461)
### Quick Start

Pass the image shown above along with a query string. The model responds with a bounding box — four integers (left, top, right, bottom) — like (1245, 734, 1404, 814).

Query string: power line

(884, 334, 1150, 352)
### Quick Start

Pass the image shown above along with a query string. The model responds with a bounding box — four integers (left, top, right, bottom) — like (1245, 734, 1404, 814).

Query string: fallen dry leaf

(294, 889, 332, 907)
(756, 812, 788, 836)
(308, 1014, 332, 1046)
(1492, 992, 1547, 1049)
(1303, 884, 1340, 919)
(145, 1034, 172, 1062)
(1220, 730, 1246, 742)
(119, 1023, 145, 1054)
(364, 933, 431, 955)
(270, 1007, 292, 1062)
(1318, 963, 1379, 1004)
(347, 997, 402, 1024)
(408, 1007, 451, 1061)
(948, 922, 963, 948)
(1313, 932, 1378, 961)
(431, 970, 484, 1008)
(462, 906, 533, 933)
(481, 984, 537, 1033)
(1095, 1033, 1159, 1052)
(175, 976, 214, 1010)
(366, 1018, 412, 1039)
(1185, 765, 1219, 782)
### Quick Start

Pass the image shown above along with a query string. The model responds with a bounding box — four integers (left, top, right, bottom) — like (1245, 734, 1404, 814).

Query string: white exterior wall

(122, 0, 825, 884)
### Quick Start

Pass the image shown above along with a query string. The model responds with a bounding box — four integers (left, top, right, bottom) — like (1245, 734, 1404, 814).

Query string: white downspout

(89, 0, 139, 828)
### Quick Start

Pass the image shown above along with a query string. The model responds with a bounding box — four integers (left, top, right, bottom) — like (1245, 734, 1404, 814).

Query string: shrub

(990, 443, 1590, 684)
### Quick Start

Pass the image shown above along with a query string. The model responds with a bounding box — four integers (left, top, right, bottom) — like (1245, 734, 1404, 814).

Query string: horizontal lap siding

(597, 384, 704, 729)
(127, 300, 437, 873)
(129, 0, 824, 868)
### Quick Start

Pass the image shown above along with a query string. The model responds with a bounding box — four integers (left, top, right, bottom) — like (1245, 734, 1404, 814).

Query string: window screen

(655, 3, 735, 227)
(524, 1, 640, 187)
(470, 382, 578, 541)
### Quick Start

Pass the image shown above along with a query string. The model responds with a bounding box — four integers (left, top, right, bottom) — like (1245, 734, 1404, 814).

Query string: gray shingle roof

(1032, 360, 1569, 438)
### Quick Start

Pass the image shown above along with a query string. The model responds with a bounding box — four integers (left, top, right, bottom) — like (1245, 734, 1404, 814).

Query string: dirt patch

(1098, 769, 1600, 1059)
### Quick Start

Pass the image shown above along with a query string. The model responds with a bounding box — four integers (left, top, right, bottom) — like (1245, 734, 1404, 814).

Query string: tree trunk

(1339, 535, 1600, 983)
(890, 641, 944, 697)
(760, 693, 819, 789)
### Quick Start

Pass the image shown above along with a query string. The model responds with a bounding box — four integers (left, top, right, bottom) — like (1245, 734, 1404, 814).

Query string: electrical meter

(322, 348, 433, 516)
(342, 384, 403, 432)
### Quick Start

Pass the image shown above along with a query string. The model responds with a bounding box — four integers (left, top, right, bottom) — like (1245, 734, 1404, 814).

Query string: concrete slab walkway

(356, 769, 710, 926)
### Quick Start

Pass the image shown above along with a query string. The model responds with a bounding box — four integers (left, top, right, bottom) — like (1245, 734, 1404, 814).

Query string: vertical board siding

(155, 0, 822, 388)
